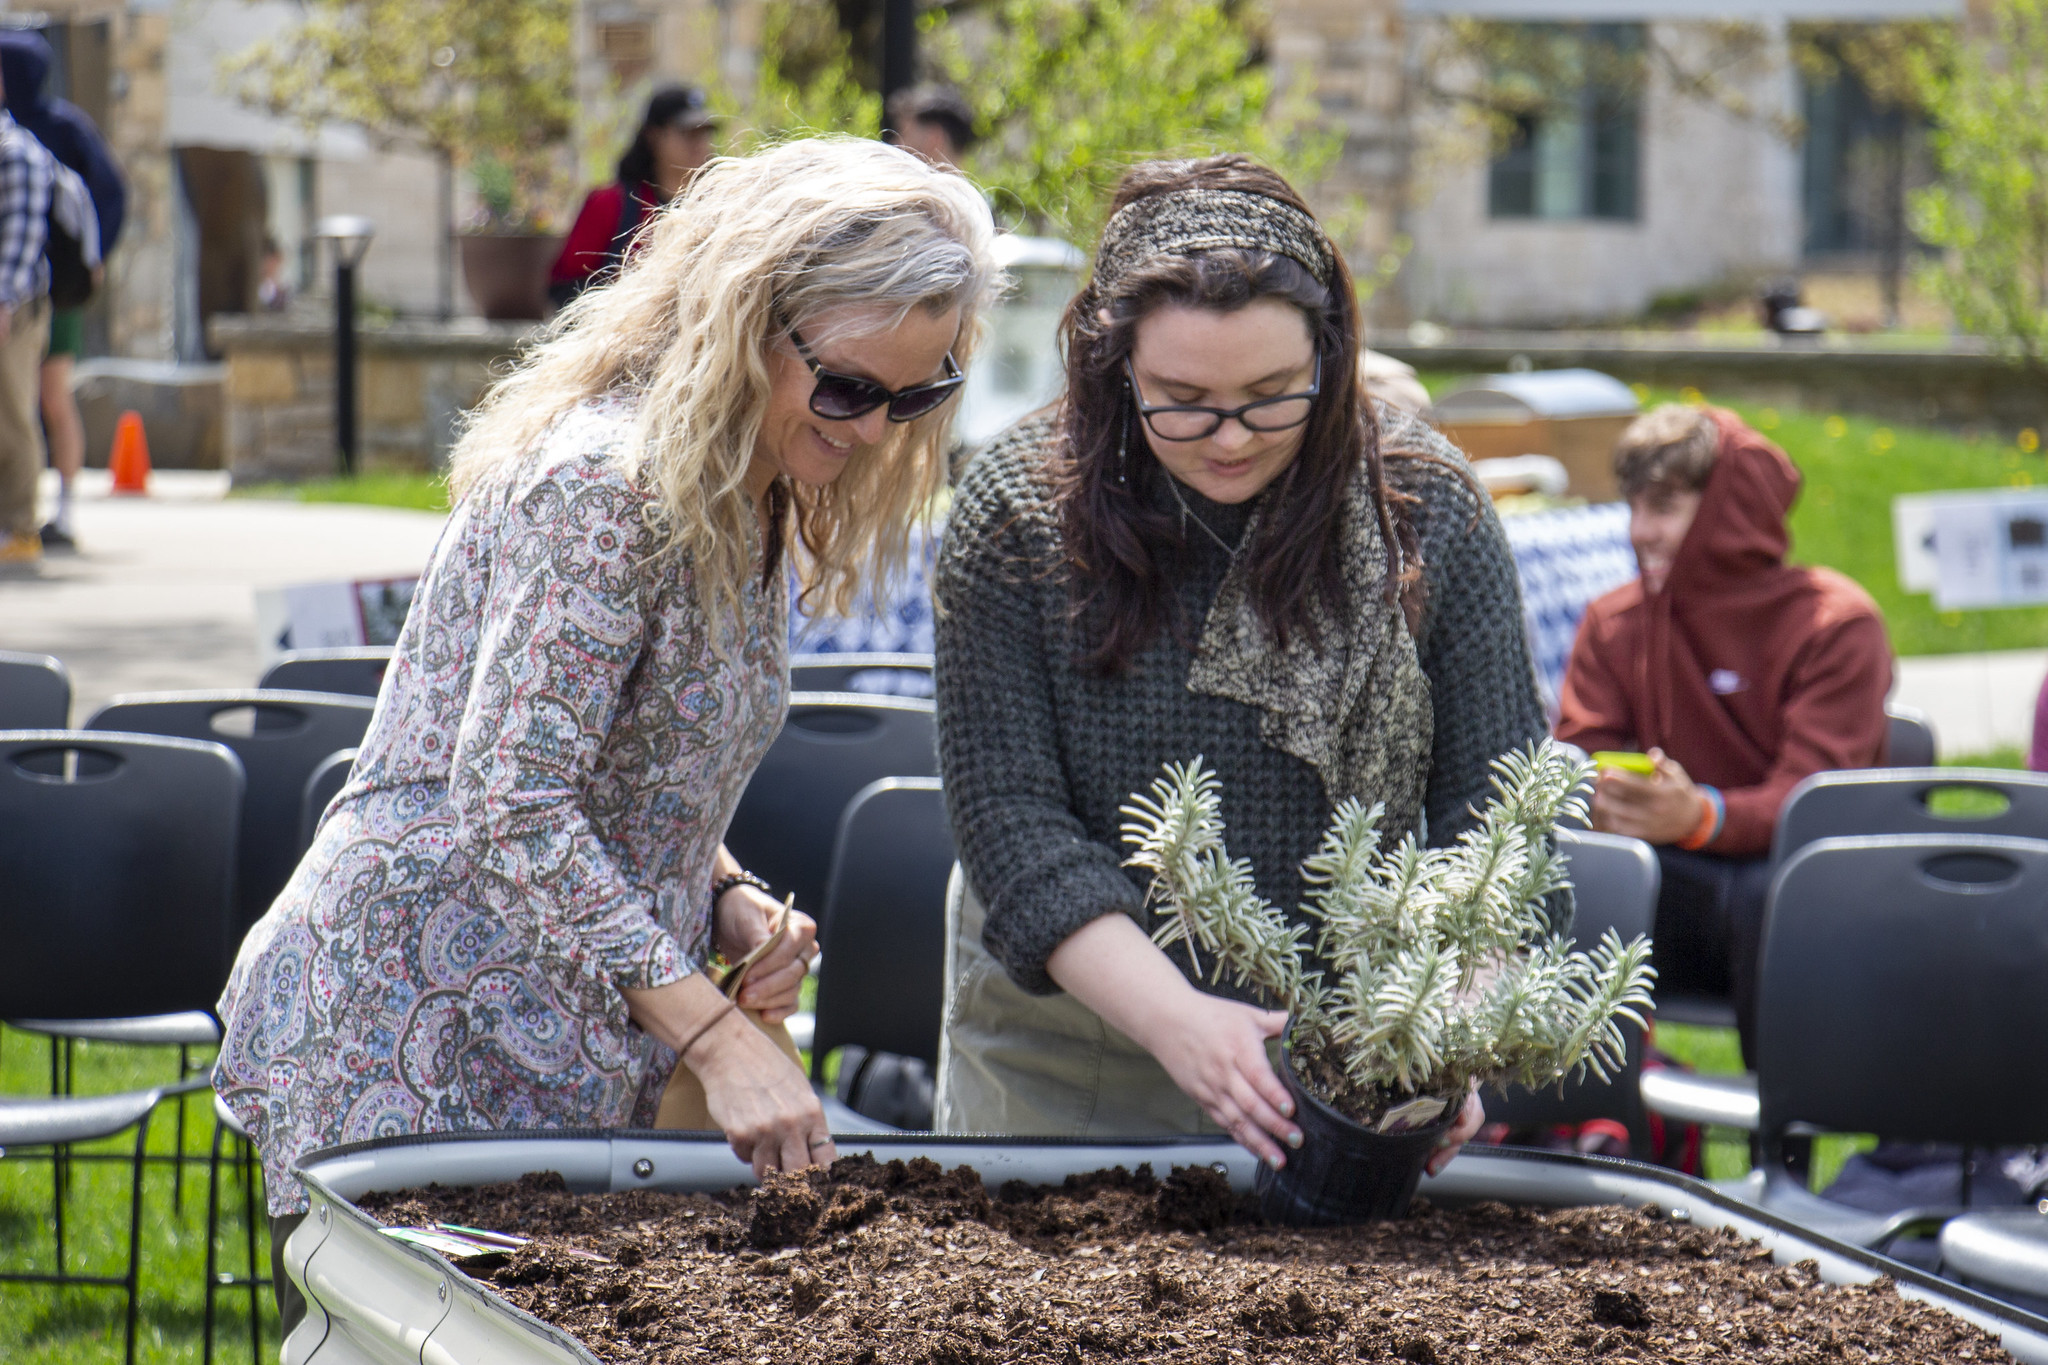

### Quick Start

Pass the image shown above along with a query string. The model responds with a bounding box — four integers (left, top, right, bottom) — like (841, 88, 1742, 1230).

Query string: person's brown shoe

(0, 532, 44, 566)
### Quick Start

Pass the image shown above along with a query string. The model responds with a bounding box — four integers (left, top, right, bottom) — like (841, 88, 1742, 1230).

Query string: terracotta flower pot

(458, 233, 562, 321)
(1254, 1049, 1460, 1226)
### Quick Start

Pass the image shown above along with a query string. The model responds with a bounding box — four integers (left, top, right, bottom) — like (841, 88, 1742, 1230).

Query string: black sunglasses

(789, 328, 965, 423)
(1124, 353, 1321, 442)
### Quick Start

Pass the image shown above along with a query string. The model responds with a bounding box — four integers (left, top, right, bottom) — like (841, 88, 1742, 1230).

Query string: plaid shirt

(0, 110, 52, 308)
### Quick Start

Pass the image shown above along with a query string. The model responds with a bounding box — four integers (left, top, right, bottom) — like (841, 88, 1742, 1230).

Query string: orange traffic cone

(108, 410, 151, 495)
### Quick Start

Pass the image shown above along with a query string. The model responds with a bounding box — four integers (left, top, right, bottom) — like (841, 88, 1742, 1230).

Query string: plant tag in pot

(1374, 1095, 1449, 1135)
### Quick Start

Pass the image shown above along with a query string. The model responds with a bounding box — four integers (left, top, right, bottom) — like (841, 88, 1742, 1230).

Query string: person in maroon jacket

(1556, 403, 1893, 1064)
(548, 85, 717, 308)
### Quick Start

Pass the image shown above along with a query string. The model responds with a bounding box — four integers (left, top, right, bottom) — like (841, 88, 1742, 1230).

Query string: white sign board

(254, 576, 421, 667)
(1913, 491, 2048, 610)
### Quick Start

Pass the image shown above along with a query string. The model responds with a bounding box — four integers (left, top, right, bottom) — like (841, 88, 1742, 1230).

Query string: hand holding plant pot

(1121, 740, 1655, 1224)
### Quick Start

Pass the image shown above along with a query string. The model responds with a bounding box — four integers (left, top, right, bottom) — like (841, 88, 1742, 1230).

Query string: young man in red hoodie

(1555, 404, 1893, 1065)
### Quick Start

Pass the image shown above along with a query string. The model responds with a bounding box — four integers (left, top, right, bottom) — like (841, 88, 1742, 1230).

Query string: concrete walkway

(0, 469, 447, 722)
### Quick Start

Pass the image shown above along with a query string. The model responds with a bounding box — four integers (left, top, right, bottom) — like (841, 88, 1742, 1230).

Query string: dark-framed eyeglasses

(1124, 353, 1321, 442)
(789, 328, 965, 423)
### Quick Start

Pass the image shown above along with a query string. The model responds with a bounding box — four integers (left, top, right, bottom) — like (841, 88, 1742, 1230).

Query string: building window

(1487, 24, 1644, 222)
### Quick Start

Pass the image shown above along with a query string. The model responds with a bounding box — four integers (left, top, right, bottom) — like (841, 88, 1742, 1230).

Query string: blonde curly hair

(448, 137, 1000, 626)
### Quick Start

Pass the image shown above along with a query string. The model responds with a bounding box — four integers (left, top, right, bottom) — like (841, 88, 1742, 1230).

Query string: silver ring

(808, 1137, 833, 1148)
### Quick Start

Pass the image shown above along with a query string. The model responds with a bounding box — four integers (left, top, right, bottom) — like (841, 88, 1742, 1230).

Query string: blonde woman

(213, 138, 998, 1326)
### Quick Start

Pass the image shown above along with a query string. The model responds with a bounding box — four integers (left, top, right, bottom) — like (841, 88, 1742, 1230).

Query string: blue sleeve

(48, 104, 122, 250)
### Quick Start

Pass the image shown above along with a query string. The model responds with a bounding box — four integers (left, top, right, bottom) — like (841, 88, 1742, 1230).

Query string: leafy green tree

(727, 0, 882, 144)
(224, 0, 575, 230)
(1792, 22, 1950, 328)
(1911, 0, 2048, 367)
(928, 0, 1340, 244)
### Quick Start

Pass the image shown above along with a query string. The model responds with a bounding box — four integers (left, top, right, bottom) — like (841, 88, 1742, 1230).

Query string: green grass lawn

(230, 470, 450, 513)
(1417, 372, 2048, 658)
(0, 1027, 273, 1364)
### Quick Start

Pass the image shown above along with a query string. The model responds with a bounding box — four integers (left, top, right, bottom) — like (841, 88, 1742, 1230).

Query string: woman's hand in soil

(1425, 1088, 1485, 1178)
(712, 882, 819, 1023)
(622, 974, 835, 1177)
(1047, 913, 1302, 1167)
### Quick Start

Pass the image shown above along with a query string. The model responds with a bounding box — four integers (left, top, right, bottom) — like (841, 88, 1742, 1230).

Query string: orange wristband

(1677, 791, 1719, 850)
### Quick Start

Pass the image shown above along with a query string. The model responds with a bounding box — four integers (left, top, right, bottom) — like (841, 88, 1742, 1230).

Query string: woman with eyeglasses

(214, 139, 995, 1330)
(932, 156, 1543, 1170)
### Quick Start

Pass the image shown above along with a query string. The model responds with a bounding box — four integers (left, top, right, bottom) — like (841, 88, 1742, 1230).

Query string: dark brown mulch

(359, 1156, 2014, 1364)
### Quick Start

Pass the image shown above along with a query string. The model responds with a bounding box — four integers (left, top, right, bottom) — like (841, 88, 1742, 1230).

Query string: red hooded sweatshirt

(1555, 408, 1893, 857)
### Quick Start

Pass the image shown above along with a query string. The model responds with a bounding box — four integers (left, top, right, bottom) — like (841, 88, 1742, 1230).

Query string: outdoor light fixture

(315, 215, 377, 474)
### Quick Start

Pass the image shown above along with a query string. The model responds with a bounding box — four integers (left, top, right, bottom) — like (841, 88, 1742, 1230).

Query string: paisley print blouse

(214, 397, 789, 1214)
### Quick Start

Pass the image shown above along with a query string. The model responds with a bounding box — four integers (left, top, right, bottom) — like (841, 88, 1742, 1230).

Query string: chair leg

(51, 1141, 65, 1275)
(48, 1037, 66, 1198)
(173, 1043, 191, 1213)
(243, 1133, 262, 1365)
(204, 1115, 225, 1365)
(122, 1111, 151, 1365)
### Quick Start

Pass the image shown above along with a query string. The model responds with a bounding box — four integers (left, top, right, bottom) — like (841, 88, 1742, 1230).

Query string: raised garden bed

(288, 1134, 2048, 1365)
(366, 1157, 2009, 1364)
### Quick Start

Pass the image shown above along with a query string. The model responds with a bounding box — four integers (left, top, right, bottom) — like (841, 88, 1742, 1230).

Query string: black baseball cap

(647, 84, 717, 132)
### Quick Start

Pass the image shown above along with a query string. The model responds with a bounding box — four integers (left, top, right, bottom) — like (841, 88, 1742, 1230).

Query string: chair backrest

(724, 692, 939, 923)
(86, 690, 375, 927)
(1773, 768, 2048, 864)
(1884, 702, 1938, 768)
(811, 778, 954, 1075)
(788, 652, 934, 699)
(0, 649, 70, 729)
(301, 748, 359, 853)
(0, 730, 242, 1019)
(1756, 834, 2048, 1152)
(258, 647, 394, 700)
(1481, 828, 1660, 1138)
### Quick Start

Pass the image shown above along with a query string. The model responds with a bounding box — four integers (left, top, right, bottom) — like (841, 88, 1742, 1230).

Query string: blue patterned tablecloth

(792, 506, 1641, 713)
(1501, 502, 1638, 713)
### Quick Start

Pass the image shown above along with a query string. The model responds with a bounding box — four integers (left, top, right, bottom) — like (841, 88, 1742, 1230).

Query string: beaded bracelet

(711, 870, 773, 905)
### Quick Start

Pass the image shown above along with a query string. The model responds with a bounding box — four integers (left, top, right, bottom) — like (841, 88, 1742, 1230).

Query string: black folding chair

(788, 651, 934, 699)
(1481, 828, 1659, 1156)
(257, 646, 393, 700)
(1654, 754, 2031, 1033)
(88, 689, 376, 927)
(810, 778, 955, 1129)
(0, 730, 241, 1365)
(1884, 702, 1938, 768)
(301, 747, 358, 853)
(24, 692, 373, 1210)
(1727, 834, 2048, 1249)
(0, 648, 69, 728)
(725, 692, 938, 928)
(1773, 766, 2048, 864)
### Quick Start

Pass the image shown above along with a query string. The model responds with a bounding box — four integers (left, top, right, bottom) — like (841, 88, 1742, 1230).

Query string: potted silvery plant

(1120, 740, 1656, 1225)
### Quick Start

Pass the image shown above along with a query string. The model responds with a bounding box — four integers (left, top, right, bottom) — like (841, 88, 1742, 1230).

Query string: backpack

(45, 161, 98, 309)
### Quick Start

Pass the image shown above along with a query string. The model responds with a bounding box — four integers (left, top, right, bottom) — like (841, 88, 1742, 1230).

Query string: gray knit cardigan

(933, 402, 1547, 998)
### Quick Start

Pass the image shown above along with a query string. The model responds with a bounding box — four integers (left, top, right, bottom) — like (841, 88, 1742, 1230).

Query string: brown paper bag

(654, 895, 804, 1131)
(654, 1009, 805, 1130)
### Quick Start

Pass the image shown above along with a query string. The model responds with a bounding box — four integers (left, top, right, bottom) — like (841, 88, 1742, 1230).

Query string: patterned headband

(1091, 188, 1337, 294)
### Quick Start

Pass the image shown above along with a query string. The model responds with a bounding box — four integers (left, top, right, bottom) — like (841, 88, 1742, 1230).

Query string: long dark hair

(616, 85, 708, 187)
(1056, 156, 1411, 676)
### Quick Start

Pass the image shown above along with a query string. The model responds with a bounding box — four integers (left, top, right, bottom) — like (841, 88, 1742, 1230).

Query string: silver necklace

(1164, 473, 1240, 555)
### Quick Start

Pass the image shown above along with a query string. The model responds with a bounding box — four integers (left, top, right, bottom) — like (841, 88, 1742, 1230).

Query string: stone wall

(211, 316, 535, 482)
(1380, 334, 2048, 436)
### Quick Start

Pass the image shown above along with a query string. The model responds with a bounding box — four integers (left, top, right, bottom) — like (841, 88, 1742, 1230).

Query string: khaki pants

(933, 865, 1222, 1139)
(0, 295, 48, 538)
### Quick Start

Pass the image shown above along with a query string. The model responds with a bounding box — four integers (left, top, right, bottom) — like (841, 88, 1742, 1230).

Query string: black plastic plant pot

(1254, 1051, 1459, 1227)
